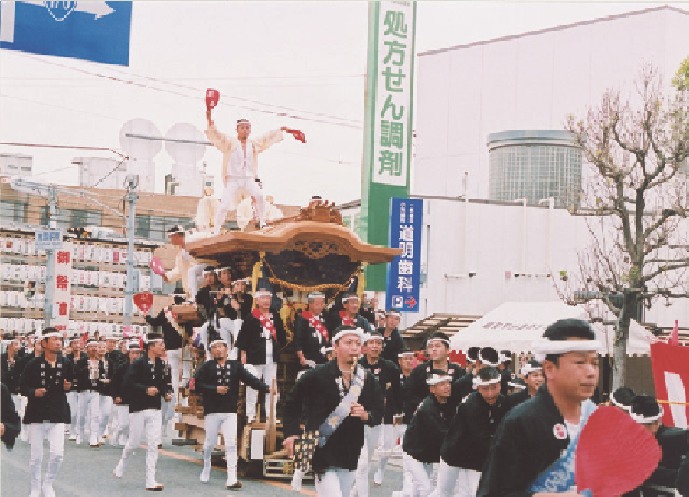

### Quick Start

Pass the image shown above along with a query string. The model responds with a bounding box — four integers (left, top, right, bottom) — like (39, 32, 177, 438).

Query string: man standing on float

(206, 109, 303, 233)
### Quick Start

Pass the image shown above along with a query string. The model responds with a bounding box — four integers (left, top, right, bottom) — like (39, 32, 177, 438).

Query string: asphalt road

(1, 433, 405, 496)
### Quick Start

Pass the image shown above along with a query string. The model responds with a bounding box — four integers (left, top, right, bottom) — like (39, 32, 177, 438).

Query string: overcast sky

(2, 1, 687, 207)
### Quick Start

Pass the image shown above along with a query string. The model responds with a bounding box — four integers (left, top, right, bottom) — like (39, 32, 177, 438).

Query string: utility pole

(123, 175, 138, 331)
(43, 185, 57, 328)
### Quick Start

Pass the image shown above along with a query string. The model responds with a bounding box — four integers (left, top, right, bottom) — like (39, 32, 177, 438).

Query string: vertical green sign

(361, 1, 416, 291)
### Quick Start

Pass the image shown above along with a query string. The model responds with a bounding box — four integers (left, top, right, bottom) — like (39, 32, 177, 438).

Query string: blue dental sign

(0, 1, 132, 66)
(386, 197, 423, 313)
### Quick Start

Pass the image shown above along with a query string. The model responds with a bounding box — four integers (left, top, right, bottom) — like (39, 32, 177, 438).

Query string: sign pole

(44, 185, 57, 328)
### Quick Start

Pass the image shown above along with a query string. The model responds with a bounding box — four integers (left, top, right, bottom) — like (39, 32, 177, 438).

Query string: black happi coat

(359, 356, 402, 424)
(624, 425, 689, 496)
(126, 355, 171, 413)
(75, 356, 106, 392)
(236, 311, 287, 365)
(97, 356, 116, 397)
(66, 352, 86, 392)
(1, 352, 19, 394)
(146, 309, 184, 351)
(195, 359, 269, 415)
(500, 367, 514, 396)
(325, 310, 373, 336)
(20, 354, 73, 424)
(440, 391, 508, 471)
(1, 382, 21, 449)
(478, 385, 590, 497)
(405, 360, 466, 419)
(112, 360, 133, 405)
(283, 360, 384, 474)
(220, 292, 253, 320)
(195, 285, 222, 322)
(402, 394, 455, 463)
(400, 371, 415, 424)
(505, 388, 531, 409)
(378, 327, 405, 366)
(293, 313, 330, 366)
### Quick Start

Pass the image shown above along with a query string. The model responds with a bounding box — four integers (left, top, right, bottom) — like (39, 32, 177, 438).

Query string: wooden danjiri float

(164, 200, 399, 480)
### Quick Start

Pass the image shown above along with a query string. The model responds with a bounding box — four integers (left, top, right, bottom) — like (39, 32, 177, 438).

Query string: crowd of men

(3, 287, 689, 497)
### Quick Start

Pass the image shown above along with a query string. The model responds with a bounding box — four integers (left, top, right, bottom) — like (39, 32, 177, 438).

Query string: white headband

(473, 377, 501, 388)
(427, 374, 452, 385)
(308, 292, 325, 300)
(630, 406, 663, 424)
(610, 397, 633, 412)
(210, 339, 228, 347)
(521, 364, 543, 377)
(333, 327, 365, 343)
(499, 353, 511, 364)
(363, 334, 383, 343)
(427, 338, 450, 346)
(508, 380, 527, 390)
(254, 290, 271, 297)
(532, 338, 602, 362)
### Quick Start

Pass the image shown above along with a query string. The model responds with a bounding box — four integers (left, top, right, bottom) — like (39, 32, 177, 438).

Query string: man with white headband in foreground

(113, 331, 171, 491)
(434, 367, 508, 497)
(236, 287, 286, 423)
(19, 328, 72, 497)
(400, 369, 455, 496)
(283, 326, 384, 497)
(478, 318, 601, 496)
(195, 337, 275, 490)
(405, 332, 466, 419)
(354, 331, 403, 494)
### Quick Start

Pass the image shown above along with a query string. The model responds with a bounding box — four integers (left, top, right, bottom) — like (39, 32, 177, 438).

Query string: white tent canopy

(449, 301, 653, 356)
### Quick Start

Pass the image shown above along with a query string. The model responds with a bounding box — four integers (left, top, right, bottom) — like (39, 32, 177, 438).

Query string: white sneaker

(200, 465, 210, 483)
(373, 468, 383, 486)
(29, 491, 40, 497)
(69, 434, 77, 441)
(75, 435, 82, 445)
(113, 460, 124, 479)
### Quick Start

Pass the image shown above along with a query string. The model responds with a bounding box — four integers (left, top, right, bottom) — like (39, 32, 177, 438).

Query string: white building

(389, 6, 689, 331)
(0, 154, 33, 177)
(414, 5, 689, 200)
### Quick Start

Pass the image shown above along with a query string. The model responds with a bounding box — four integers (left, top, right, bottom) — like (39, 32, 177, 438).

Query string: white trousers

(167, 348, 191, 402)
(404, 453, 435, 497)
(117, 409, 162, 487)
(113, 404, 130, 446)
(188, 264, 205, 302)
(65, 391, 79, 436)
(78, 390, 100, 444)
(245, 362, 276, 421)
(28, 422, 65, 494)
(14, 394, 28, 440)
(203, 412, 239, 485)
(315, 468, 356, 497)
(355, 424, 382, 497)
(215, 177, 265, 233)
(99, 394, 113, 438)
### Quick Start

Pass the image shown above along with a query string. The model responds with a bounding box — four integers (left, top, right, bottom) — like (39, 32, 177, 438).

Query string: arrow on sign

(22, 1, 115, 21)
(405, 296, 417, 308)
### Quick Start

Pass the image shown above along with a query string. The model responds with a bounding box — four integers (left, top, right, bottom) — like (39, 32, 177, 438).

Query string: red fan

(150, 256, 165, 276)
(206, 88, 219, 111)
(286, 129, 306, 143)
(576, 405, 661, 496)
(133, 292, 153, 314)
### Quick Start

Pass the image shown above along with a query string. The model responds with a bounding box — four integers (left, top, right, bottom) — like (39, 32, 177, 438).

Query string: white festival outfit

(245, 310, 278, 422)
(78, 360, 101, 445)
(205, 121, 283, 233)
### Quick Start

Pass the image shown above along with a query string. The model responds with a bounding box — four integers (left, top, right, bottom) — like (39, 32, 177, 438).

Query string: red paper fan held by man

(204, 88, 305, 234)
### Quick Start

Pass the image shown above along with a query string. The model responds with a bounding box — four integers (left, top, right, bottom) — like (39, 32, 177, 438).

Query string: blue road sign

(35, 228, 63, 250)
(0, 1, 132, 66)
(386, 197, 423, 313)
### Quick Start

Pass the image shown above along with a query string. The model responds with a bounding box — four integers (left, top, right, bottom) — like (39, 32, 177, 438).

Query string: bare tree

(562, 62, 689, 390)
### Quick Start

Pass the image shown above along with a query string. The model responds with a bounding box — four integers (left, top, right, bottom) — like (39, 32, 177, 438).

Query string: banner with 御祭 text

(650, 342, 689, 428)
(361, 1, 416, 291)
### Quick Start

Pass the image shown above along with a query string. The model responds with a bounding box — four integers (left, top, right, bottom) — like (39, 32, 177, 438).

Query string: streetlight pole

(123, 175, 138, 331)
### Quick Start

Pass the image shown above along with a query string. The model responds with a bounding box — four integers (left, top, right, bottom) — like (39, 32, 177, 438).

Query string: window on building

(0, 200, 27, 223)
(71, 209, 102, 228)
(136, 215, 151, 238)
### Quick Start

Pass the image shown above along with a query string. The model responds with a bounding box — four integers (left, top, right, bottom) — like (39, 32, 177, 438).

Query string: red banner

(650, 342, 689, 428)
